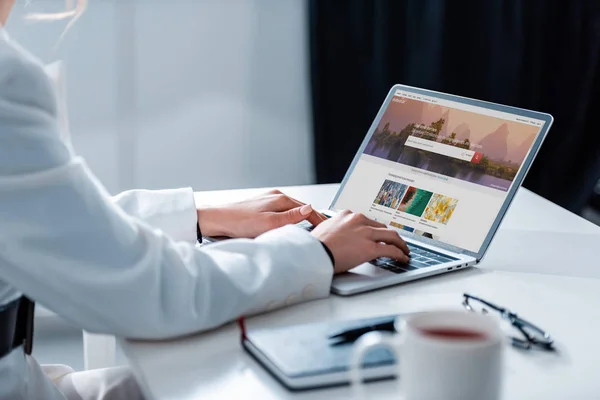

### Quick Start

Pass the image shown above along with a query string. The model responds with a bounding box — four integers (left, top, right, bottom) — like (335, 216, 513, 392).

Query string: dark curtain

(309, 0, 600, 213)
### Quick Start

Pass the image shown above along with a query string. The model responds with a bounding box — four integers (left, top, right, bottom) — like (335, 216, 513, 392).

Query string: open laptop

(299, 84, 553, 296)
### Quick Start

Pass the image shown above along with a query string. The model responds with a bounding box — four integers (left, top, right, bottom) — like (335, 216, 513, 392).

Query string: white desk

(121, 185, 600, 400)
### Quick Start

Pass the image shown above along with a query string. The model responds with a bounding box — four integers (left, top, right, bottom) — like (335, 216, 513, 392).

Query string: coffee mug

(350, 311, 504, 400)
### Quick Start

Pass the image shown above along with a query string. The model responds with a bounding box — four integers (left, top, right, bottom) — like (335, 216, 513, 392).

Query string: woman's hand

(311, 210, 410, 274)
(197, 189, 327, 238)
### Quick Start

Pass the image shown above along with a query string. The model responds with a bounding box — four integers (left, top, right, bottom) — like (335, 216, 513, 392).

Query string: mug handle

(349, 330, 403, 399)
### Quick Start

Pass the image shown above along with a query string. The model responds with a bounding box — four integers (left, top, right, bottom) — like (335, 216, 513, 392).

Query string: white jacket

(0, 30, 332, 399)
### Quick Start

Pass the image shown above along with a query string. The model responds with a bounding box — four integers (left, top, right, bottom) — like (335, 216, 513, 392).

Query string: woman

(0, 1, 410, 399)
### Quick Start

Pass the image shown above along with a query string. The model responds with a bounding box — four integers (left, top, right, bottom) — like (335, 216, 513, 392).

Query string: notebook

(243, 315, 399, 390)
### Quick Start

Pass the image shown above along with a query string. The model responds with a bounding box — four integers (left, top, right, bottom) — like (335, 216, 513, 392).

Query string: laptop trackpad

(333, 262, 395, 283)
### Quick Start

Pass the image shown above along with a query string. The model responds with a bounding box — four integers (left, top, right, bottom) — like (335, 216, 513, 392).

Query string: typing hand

(197, 189, 326, 238)
(311, 210, 410, 274)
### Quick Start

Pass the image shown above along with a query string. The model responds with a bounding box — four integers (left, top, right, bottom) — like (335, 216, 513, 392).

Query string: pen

(329, 319, 396, 344)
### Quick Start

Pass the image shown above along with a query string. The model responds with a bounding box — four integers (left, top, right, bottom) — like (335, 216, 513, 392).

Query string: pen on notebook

(329, 319, 396, 344)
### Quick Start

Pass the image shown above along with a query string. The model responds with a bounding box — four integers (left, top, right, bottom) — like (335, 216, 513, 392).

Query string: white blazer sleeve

(112, 188, 198, 243)
(0, 37, 333, 339)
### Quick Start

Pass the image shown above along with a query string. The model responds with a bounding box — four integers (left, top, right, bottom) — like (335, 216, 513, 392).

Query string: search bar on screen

(404, 136, 482, 163)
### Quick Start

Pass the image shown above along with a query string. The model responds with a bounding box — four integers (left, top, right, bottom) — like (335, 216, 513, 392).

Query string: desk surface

(122, 185, 600, 400)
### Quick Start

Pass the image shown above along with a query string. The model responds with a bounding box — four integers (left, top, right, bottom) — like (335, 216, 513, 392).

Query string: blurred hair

(26, 0, 87, 41)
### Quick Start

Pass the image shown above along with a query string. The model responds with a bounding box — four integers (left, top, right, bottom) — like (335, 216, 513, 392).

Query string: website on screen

(333, 90, 544, 252)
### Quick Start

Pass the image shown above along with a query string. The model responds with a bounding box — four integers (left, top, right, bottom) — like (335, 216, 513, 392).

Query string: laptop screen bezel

(328, 84, 554, 261)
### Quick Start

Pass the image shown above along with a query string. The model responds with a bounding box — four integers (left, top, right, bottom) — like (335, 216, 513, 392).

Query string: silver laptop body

(321, 84, 553, 296)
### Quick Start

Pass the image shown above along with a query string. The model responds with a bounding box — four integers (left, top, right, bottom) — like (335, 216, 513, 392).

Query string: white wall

(6, 0, 314, 194)
(6, 0, 314, 368)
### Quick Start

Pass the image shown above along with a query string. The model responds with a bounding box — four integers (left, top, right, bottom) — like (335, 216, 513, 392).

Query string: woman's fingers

(270, 193, 306, 211)
(372, 242, 410, 263)
(307, 211, 327, 226)
(268, 193, 328, 224)
(369, 228, 411, 256)
(270, 204, 314, 227)
(348, 212, 387, 229)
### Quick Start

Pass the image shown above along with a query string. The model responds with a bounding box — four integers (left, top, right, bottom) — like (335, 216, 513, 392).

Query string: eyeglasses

(462, 293, 555, 351)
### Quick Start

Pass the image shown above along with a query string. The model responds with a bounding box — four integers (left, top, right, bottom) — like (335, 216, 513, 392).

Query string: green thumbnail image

(398, 187, 434, 217)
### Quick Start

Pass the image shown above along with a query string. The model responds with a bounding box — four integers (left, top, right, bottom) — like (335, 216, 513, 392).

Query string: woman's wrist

(196, 207, 226, 237)
(319, 241, 336, 271)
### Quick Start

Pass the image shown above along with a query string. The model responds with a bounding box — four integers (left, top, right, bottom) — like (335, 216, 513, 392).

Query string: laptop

(299, 84, 553, 296)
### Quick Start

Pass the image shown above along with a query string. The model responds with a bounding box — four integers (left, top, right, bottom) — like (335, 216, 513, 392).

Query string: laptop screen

(331, 88, 546, 254)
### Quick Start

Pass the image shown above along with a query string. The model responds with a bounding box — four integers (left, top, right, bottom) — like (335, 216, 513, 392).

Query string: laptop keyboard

(297, 221, 457, 274)
(373, 243, 457, 273)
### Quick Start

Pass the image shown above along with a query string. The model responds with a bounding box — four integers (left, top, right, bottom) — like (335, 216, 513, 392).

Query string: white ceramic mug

(350, 311, 505, 400)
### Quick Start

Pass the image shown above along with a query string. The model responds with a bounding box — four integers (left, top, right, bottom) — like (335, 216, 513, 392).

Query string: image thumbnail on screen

(422, 194, 458, 225)
(398, 186, 434, 217)
(374, 180, 409, 209)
